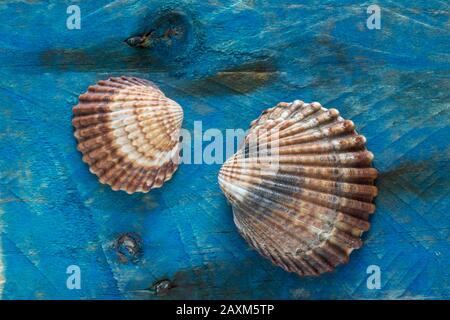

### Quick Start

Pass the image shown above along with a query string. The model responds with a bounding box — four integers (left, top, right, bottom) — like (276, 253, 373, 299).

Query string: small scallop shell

(72, 76, 183, 194)
(218, 100, 378, 276)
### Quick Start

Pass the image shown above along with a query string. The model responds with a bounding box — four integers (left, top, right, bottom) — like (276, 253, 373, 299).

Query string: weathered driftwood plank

(0, 0, 448, 299)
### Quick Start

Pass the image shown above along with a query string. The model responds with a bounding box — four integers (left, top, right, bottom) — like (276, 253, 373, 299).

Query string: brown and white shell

(218, 100, 378, 276)
(72, 76, 183, 194)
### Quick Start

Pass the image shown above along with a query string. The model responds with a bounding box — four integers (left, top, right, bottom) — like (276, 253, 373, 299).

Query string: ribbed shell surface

(72, 76, 183, 194)
(218, 100, 378, 276)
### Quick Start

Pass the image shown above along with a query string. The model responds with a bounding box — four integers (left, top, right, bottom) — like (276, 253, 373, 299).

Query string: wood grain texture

(0, 0, 448, 299)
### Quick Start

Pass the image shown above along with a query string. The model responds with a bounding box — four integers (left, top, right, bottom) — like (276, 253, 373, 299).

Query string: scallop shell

(218, 100, 378, 276)
(72, 76, 183, 194)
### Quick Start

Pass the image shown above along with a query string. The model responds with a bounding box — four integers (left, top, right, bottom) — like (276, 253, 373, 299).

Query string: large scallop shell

(218, 100, 378, 276)
(72, 76, 183, 194)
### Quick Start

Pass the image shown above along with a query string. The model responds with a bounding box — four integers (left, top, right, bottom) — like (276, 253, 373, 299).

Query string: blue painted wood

(0, 0, 448, 299)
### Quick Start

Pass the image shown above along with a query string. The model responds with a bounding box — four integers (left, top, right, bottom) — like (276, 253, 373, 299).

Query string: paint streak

(39, 47, 171, 73)
(178, 58, 278, 95)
